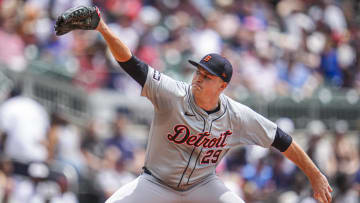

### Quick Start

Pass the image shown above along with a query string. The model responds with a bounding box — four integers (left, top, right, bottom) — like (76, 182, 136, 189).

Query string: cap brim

(188, 60, 219, 77)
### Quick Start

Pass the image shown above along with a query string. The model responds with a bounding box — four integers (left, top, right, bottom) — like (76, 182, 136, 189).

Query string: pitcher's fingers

(313, 193, 321, 202)
(314, 192, 327, 203)
(325, 190, 332, 203)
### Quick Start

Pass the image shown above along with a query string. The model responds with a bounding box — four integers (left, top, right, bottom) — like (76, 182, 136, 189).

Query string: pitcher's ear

(221, 82, 228, 90)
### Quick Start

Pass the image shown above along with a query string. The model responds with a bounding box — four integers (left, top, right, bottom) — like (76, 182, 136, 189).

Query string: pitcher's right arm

(96, 19, 132, 62)
(96, 18, 148, 87)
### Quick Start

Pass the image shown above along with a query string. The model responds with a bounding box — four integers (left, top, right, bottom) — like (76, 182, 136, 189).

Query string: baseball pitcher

(54, 6, 333, 203)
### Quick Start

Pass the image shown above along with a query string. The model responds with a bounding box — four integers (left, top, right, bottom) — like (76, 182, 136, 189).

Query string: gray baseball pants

(105, 173, 245, 203)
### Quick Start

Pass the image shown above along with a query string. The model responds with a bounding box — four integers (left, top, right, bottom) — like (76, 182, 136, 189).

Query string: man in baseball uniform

(55, 6, 333, 203)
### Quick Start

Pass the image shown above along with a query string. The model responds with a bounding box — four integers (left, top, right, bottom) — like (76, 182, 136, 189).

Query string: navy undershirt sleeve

(117, 55, 148, 87)
(271, 127, 293, 152)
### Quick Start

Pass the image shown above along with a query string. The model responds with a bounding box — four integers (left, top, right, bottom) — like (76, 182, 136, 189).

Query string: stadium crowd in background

(0, 0, 360, 202)
(1, 0, 360, 95)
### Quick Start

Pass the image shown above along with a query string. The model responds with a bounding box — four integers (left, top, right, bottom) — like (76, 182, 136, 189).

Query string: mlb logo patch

(153, 70, 161, 81)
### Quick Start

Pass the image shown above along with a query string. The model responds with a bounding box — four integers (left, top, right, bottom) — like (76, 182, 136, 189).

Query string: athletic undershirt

(205, 104, 220, 114)
(271, 127, 292, 152)
(117, 55, 148, 87)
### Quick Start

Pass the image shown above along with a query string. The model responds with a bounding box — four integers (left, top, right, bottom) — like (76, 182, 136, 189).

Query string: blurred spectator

(333, 172, 359, 203)
(78, 120, 104, 203)
(319, 34, 343, 86)
(104, 108, 136, 162)
(305, 120, 337, 177)
(239, 48, 279, 96)
(10, 170, 78, 203)
(48, 113, 86, 174)
(270, 151, 296, 190)
(0, 0, 26, 71)
(225, 147, 247, 171)
(0, 84, 50, 165)
(81, 121, 104, 165)
(276, 52, 314, 94)
(95, 146, 135, 199)
(321, 1, 348, 35)
(242, 158, 273, 190)
(333, 120, 359, 175)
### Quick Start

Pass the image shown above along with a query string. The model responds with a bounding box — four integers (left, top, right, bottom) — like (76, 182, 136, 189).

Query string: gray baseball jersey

(141, 67, 277, 191)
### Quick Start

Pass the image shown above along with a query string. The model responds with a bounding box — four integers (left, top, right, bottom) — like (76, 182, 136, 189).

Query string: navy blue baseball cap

(188, 53, 233, 83)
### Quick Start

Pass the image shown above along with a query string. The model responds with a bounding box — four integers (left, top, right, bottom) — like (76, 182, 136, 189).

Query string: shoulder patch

(153, 70, 161, 81)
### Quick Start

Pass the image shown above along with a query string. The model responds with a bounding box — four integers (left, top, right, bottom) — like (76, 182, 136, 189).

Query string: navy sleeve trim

(117, 55, 148, 87)
(271, 127, 293, 152)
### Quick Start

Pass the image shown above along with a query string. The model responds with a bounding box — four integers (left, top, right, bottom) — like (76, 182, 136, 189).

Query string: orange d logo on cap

(203, 55, 212, 62)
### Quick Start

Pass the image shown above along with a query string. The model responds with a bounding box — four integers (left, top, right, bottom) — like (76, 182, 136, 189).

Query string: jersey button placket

(204, 117, 211, 132)
(183, 117, 209, 188)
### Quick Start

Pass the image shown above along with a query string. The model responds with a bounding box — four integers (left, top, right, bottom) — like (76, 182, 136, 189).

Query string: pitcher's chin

(191, 83, 201, 91)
